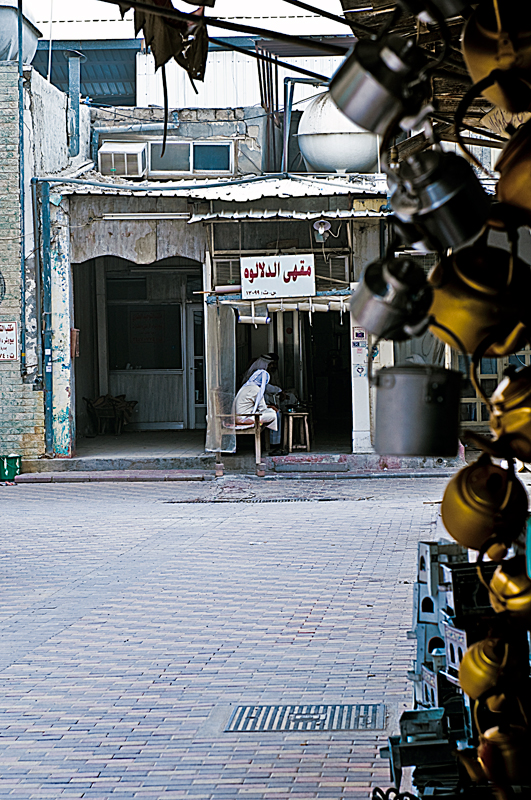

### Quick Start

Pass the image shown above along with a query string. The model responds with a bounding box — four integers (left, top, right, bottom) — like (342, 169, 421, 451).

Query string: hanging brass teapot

(441, 454, 528, 553)
(428, 239, 531, 356)
(459, 637, 508, 702)
(462, 0, 531, 112)
(489, 365, 531, 462)
(488, 556, 531, 622)
(478, 725, 531, 787)
(496, 118, 531, 223)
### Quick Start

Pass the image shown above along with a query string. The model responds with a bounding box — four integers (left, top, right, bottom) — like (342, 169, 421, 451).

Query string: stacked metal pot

(331, 0, 531, 795)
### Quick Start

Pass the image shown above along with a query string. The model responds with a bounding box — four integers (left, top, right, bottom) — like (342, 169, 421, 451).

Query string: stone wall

(0, 63, 44, 459)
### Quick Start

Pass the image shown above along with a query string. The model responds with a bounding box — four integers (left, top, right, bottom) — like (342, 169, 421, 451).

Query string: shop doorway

(235, 307, 352, 453)
(73, 256, 206, 443)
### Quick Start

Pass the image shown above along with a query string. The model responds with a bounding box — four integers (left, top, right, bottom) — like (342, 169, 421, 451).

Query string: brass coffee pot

(462, 0, 531, 112)
(496, 118, 531, 223)
(489, 365, 531, 462)
(428, 241, 530, 356)
(459, 637, 508, 702)
(489, 556, 531, 622)
(441, 454, 528, 553)
(478, 725, 531, 787)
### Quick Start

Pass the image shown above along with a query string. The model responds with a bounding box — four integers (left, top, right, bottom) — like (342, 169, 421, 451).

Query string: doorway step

(267, 452, 465, 475)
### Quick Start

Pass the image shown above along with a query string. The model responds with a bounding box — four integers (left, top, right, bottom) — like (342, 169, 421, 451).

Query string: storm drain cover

(225, 704, 386, 732)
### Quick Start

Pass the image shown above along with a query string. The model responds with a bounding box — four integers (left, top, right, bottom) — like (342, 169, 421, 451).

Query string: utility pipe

(18, 0, 26, 376)
(64, 50, 86, 158)
(30, 179, 43, 390)
(282, 76, 328, 174)
(41, 181, 54, 456)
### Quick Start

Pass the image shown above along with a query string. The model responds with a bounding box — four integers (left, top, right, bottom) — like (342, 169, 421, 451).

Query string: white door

(187, 304, 206, 429)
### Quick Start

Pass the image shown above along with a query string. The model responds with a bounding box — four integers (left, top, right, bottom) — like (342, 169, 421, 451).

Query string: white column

(351, 323, 372, 453)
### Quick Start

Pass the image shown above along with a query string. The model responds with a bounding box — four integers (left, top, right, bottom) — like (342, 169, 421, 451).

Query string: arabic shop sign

(0, 322, 18, 361)
(241, 254, 316, 300)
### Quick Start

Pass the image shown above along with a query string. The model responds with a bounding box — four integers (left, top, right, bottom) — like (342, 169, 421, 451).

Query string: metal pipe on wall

(30, 180, 43, 390)
(41, 181, 54, 456)
(281, 76, 328, 174)
(18, 0, 26, 376)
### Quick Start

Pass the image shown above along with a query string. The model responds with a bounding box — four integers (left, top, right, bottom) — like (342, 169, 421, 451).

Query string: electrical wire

(96, 0, 350, 56)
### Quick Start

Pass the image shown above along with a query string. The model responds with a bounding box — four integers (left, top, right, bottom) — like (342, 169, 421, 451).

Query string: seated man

(234, 369, 282, 453)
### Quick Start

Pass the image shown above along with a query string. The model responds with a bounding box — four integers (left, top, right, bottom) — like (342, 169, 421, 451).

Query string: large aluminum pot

(441, 454, 528, 551)
(489, 365, 531, 461)
(374, 364, 461, 456)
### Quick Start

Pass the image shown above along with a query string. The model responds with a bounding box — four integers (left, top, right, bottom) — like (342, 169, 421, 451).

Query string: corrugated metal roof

(59, 173, 388, 200)
(188, 208, 384, 223)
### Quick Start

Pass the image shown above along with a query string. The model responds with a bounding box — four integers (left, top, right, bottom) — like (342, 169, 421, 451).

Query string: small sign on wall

(0, 322, 18, 361)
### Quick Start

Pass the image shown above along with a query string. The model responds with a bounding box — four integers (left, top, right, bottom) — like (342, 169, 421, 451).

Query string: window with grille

(314, 255, 349, 290)
(455, 345, 531, 428)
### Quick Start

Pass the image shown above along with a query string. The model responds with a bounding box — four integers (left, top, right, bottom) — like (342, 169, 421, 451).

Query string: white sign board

(0, 322, 18, 361)
(241, 254, 315, 299)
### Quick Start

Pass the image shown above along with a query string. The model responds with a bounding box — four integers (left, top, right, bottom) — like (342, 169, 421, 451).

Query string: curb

(15, 470, 213, 484)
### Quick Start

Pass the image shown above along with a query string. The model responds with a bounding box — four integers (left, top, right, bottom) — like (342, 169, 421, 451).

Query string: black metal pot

(390, 150, 490, 252)
(329, 35, 429, 135)
(350, 256, 433, 340)
(374, 364, 462, 456)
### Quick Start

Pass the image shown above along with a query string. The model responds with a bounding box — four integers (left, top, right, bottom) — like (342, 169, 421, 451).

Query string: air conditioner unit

(98, 142, 148, 178)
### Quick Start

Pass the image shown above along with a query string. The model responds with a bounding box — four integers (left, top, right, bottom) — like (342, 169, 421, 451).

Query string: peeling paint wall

(69, 196, 209, 265)
(50, 196, 74, 457)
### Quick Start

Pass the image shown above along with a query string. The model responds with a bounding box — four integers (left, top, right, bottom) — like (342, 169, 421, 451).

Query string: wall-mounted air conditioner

(98, 142, 148, 178)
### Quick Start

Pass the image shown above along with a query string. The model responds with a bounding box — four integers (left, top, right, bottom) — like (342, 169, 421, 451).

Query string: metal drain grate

(225, 704, 386, 732)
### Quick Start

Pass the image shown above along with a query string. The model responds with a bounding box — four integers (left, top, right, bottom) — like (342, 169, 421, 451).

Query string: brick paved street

(0, 477, 452, 799)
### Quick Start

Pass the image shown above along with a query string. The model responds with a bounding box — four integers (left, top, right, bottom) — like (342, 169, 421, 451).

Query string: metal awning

(189, 208, 384, 223)
(56, 173, 389, 200)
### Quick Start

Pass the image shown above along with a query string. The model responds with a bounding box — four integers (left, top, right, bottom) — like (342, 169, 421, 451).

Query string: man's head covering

(244, 369, 270, 413)
(241, 355, 274, 385)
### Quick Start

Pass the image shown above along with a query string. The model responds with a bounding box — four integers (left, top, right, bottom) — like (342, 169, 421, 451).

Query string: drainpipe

(18, 0, 26, 376)
(41, 180, 54, 456)
(91, 123, 181, 165)
(64, 50, 86, 159)
(281, 76, 327, 175)
(31, 179, 43, 390)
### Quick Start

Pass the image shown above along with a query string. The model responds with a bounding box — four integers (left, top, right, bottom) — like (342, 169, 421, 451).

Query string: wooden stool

(283, 411, 310, 453)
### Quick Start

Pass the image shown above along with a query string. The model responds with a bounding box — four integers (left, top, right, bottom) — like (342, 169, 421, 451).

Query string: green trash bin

(0, 454, 21, 480)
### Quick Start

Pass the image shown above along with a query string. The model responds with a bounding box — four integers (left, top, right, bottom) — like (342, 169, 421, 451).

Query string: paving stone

(0, 477, 452, 798)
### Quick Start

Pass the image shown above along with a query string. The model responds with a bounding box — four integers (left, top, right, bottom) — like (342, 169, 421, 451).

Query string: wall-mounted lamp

(313, 219, 332, 242)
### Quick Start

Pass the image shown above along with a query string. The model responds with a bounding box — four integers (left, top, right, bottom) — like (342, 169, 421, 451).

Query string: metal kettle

(441, 454, 528, 552)
(462, 0, 531, 112)
(478, 725, 531, 787)
(488, 556, 531, 622)
(496, 118, 531, 223)
(329, 34, 429, 135)
(459, 637, 508, 701)
(374, 364, 461, 456)
(489, 365, 531, 462)
(350, 256, 432, 340)
(390, 149, 490, 253)
(428, 241, 530, 355)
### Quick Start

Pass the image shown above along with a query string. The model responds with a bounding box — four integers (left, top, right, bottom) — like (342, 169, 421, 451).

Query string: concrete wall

(91, 105, 270, 174)
(0, 62, 44, 458)
(69, 195, 209, 265)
